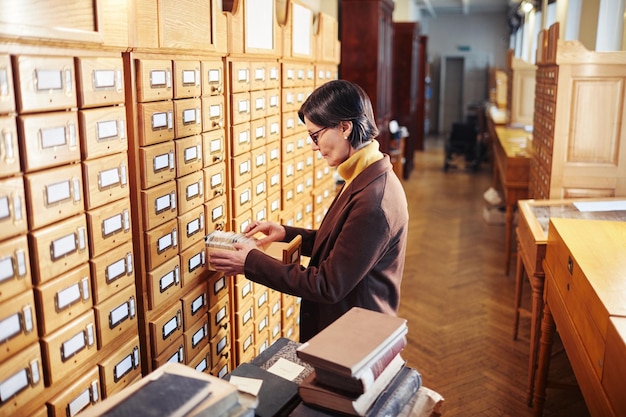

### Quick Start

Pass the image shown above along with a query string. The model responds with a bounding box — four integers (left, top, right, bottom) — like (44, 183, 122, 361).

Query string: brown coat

(244, 155, 409, 341)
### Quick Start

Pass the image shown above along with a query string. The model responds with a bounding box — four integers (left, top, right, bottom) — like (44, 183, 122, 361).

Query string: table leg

(533, 302, 555, 417)
(513, 244, 524, 340)
(505, 203, 514, 275)
(527, 272, 545, 406)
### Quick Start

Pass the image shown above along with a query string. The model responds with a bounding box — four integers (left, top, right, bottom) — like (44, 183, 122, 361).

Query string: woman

(209, 80, 409, 342)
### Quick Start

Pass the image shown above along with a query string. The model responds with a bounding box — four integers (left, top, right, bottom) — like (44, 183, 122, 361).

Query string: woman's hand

(243, 221, 286, 247)
(208, 239, 259, 276)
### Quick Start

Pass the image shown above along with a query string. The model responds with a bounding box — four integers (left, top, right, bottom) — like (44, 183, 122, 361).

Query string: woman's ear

(340, 120, 353, 137)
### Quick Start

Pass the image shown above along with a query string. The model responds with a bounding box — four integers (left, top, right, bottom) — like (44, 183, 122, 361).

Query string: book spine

(367, 368, 422, 417)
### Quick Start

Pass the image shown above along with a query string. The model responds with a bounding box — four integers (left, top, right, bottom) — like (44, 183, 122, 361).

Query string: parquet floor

(397, 137, 590, 417)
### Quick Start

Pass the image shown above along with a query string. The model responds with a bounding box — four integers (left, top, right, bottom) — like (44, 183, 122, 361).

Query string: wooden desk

(533, 219, 626, 417)
(514, 198, 626, 406)
(487, 116, 530, 274)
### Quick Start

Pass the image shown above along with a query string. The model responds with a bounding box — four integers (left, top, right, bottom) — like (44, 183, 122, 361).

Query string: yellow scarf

(337, 140, 384, 193)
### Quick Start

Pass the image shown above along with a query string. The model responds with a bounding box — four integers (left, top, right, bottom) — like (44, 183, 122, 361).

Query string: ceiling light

(521, 1, 534, 13)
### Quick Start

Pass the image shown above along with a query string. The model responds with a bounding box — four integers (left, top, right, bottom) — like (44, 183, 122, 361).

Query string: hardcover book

(297, 354, 406, 416)
(296, 307, 407, 378)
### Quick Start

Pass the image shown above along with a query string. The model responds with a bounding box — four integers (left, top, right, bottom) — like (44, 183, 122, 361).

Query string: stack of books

(295, 307, 421, 416)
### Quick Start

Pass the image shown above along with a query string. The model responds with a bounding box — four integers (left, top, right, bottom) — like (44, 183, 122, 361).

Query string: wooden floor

(397, 137, 590, 417)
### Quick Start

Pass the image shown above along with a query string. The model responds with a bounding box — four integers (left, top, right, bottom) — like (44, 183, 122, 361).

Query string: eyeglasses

(309, 126, 329, 145)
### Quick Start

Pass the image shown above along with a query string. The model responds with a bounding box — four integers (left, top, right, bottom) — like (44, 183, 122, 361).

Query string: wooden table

(533, 218, 626, 417)
(487, 116, 530, 274)
(514, 198, 626, 406)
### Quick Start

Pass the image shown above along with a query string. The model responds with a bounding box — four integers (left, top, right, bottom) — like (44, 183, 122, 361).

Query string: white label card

(267, 358, 305, 381)
(94, 70, 115, 89)
(191, 294, 205, 314)
(189, 252, 202, 271)
(62, 331, 86, 361)
(0, 313, 21, 341)
(162, 316, 178, 339)
(0, 257, 13, 281)
(211, 173, 222, 187)
(157, 233, 173, 252)
(210, 105, 221, 118)
(0, 197, 9, 220)
(36, 69, 63, 90)
(187, 218, 200, 236)
(99, 167, 120, 189)
(68, 388, 91, 416)
(186, 182, 200, 199)
(210, 138, 222, 152)
(150, 70, 167, 87)
(0, 368, 28, 402)
(184, 146, 198, 162)
(110, 302, 129, 328)
(56, 282, 81, 310)
(153, 153, 169, 171)
(114, 354, 133, 381)
(152, 112, 168, 129)
(183, 109, 196, 124)
(216, 306, 226, 324)
(40, 126, 67, 148)
(103, 214, 123, 236)
(182, 70, 196, 85)
(106, 258, 126, 282)
(46, 180, 71, 205)
(97, 120, 118, 140)
(155, 194, 171, 213)
(208, 69, 220, 82)
(52, 233, 77, 260)
(212, 205, 223, 221)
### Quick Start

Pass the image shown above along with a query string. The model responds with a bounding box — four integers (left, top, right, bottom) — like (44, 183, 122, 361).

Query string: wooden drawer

(232, 211, 253, 234)
(235, 325, 255, 365)
(149, 302, 183, 358)
(282, 88, 297, 113)
(173, 60, 201, 99)
(204, 195, 228, 232)
(0, 115, 19, 177)
(230, 61, 250, 94)
(209, 326, 230, 370)
(267, 63, 281, 90)
(250, 118, 267, 150)
(0, 290, 37, 363)
(211, 353, 231, 379)
(267, 89, 280, 117)
(207, 272, 228, 306)
(75, 57, 125, 108)
(201, 96, 225, 132)
(93, 284, 137, 349)
(231, 92, 251, 125)
(173, 98, 202, 138)
(233, 274, 254, 310)
(141, 180, 178, 231)
(25, 164, 83, 230)
(203, 162, 227, 200)
(181, 283, 208, 332)
(137, 101, 175, 146)
(0, 343, 45, 416)
(13, 55, 76, 113)
(35, 264, 92, 336)
(252, 200, 268, 224)
(266, 115, 281, 144)
(282, 111, 298, 138)
(231, 181, 252, 218)
(86, 198, 131, 258)
(603, 317, 626, 416)
(78, 106, 127, 160)
(153, 337, 185, 369)
(176, 170, 204, 215)
(234, 298, 255, 339)
(135, 59, 172, 103)
(0, 176, 27, 240)
(208, 295, 230, 339)
(146, 256, 181, 311)
(250, 61, 267, 92)
(202, 129, 225, 167)
(18, 111, 80, 172)
(230, 122, 251, 157)
(0, 55, 15, 114)
(144, 218, 178, 271)
(183, 314, 209, 363)
(178, 205, 205, 252)
(139, 141, 176, 189)
(253, 286, 270, 318)
(90, 240, 134, 305)
(0, 235, 31, 304)
(188, 343, 212, 374)
(231, 152, 252, 188)
(268, 191, 282, 222)
(30, 214, 88, 284)
(281, 134, 297, 161)
(179, 239, 207, 288)
(82, 152, 129, 210)
(41, 310, 97, 385)
(47, 366, 101, 417)
(250, 90, 267, 121)
(98, 335, 141, 398)
(200, 59, 224, 97)
(175, 135, 203, 177)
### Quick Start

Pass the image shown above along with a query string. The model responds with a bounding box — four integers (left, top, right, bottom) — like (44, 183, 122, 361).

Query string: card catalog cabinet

(531, 25, 626, 200)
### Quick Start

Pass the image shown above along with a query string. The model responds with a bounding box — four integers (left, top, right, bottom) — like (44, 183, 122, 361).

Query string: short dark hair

(298, 80, 379, 148)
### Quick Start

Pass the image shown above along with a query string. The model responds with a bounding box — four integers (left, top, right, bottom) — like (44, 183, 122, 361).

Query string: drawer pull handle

(2, 130, 14, 161)
(567, 256, 573, 275)
(0, 68, 8, 97)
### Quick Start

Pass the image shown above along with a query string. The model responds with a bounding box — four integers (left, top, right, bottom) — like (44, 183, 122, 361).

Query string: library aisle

(397, 136, 589, 417)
